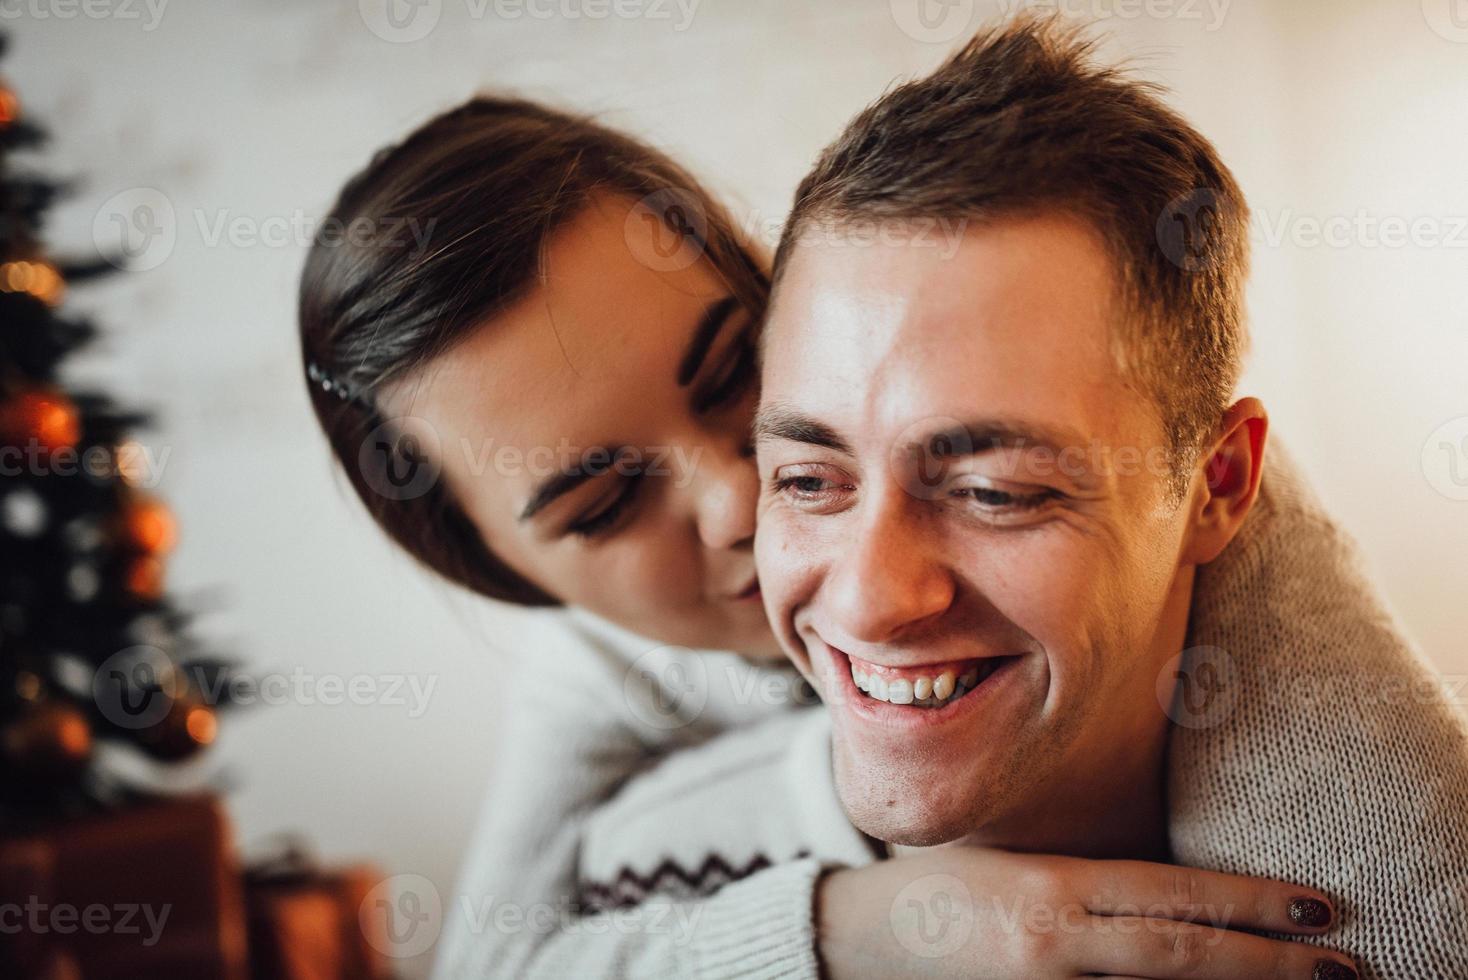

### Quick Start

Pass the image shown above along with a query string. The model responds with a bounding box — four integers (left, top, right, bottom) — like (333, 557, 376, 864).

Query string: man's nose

(824, 493, 954, 644)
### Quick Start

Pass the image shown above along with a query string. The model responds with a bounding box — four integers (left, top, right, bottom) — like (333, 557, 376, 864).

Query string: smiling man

(755, 21, 1258, 861)
(568, 18, 1468, 980)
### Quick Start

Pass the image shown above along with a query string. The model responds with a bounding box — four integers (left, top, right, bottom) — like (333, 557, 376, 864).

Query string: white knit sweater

(431, 608, 812, 979)
(434, 441, 1468, 979)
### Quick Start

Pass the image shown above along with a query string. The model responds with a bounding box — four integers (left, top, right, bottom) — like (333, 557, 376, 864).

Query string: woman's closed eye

(692, 327, 757, 415)
(566, 472, 644, 540)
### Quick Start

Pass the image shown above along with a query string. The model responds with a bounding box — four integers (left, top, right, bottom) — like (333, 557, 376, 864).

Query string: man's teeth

(850, 664, 985, 708)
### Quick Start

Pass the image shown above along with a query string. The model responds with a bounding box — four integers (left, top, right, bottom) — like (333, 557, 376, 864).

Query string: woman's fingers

(1073, 858, 1338, 935)
(1075, 916, 1359, 980)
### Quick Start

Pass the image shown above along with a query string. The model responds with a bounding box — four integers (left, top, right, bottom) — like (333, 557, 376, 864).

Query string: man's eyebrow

(754, 409, 1093, 468)
(677, 295, 740, 386)
(916, 419, 1092, 461)
(518, 452, 619, 523)
(753, 403, 854, 456)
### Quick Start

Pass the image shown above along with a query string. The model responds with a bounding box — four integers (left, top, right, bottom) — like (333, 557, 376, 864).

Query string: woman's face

(379, 195, 783, 660)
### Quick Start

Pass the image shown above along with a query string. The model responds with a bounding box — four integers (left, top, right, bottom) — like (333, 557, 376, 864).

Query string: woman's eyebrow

(676, 295, 739, 386)
(519, 469, 597, 523)
(518, 448, 625, 522)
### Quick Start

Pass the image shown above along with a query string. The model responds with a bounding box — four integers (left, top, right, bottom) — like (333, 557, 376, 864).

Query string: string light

(0, 259, 65, 306)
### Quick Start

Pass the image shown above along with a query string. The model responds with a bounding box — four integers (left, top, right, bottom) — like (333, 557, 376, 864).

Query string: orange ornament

(125, 554, 167, 601)
(136, 694, 216, 760)
(0, 389, 81, 452)
(1, 701, 93, 778)
(124, 496, 178, 554)
(0, 85, 17, 126)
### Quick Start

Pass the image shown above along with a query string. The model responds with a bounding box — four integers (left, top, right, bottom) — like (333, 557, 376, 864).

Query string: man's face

(755, 213, 1200, 846)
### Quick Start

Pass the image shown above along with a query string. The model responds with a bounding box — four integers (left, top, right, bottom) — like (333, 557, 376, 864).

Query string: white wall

(14, 1, 1466, 975)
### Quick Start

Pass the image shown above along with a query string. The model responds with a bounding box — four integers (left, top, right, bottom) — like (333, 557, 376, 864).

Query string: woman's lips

(728, 577, 761, 602)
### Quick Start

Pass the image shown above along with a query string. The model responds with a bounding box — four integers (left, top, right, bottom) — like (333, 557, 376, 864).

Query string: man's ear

(1180, 397, 1269, 566)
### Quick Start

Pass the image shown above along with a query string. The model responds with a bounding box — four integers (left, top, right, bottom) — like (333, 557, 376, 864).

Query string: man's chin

(834, 755, 1005, 848)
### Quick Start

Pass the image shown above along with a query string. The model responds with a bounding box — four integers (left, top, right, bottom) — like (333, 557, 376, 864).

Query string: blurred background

(7, 1, 1467, 976)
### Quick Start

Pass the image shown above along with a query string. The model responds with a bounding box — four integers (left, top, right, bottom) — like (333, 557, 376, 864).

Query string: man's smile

(817, 638, 1027, 730)
(847, 651, 1015, 707)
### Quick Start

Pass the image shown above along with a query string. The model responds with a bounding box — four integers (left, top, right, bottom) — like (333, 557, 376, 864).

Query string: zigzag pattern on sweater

(578, 848, 812, 912)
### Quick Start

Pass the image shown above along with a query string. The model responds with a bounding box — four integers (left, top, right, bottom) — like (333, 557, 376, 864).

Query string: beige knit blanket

(1169, 440, 1468, 978)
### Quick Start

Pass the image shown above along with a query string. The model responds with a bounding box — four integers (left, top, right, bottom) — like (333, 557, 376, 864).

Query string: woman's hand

(817, 848, 1358, 979)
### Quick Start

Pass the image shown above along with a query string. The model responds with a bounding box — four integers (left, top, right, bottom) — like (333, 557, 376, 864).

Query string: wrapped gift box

(0, 795, 249, 980)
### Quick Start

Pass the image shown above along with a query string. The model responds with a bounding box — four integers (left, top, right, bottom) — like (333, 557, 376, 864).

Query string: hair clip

(307, 360, 358, 404)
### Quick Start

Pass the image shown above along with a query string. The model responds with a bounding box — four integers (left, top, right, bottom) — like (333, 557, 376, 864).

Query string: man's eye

(955, 485, 1059, 511)
(772, 474, 843, 498)
(568, 476, 642, 539)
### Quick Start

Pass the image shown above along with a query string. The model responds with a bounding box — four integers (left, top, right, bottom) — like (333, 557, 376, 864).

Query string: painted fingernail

(1312, 959, 1357, 980)
(1289, 897, 1333, 928)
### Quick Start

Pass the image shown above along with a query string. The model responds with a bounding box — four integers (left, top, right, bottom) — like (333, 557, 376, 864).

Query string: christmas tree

(0, 33, 236, 824)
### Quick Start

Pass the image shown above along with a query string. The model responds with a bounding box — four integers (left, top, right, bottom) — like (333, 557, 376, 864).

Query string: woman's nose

(689, 439, 760, 552)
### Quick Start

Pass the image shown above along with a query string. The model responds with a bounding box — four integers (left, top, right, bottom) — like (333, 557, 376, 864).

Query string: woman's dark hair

(298, 96, 769, 605)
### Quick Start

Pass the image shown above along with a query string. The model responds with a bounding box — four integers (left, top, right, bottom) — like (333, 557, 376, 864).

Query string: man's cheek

(755, 512, 824, 592)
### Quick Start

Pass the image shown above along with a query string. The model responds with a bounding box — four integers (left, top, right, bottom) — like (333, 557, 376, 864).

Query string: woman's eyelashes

(692, 328, 757, 415)
(566, 473, 643, 539)
(559, 325, 757, 544)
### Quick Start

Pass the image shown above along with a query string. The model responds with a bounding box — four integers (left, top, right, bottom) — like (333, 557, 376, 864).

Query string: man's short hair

(773, 16, 1251, 497)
